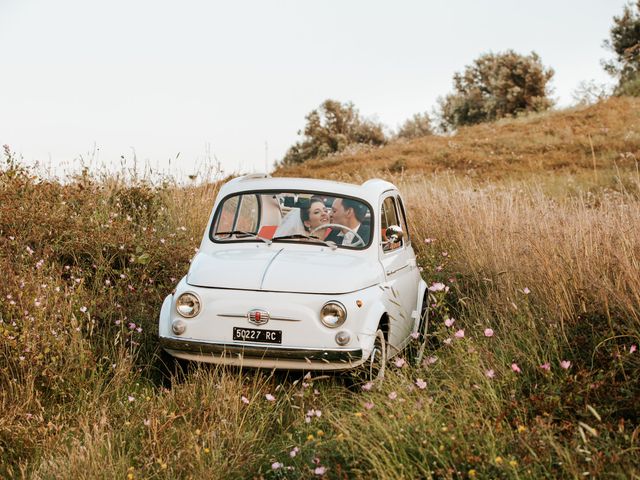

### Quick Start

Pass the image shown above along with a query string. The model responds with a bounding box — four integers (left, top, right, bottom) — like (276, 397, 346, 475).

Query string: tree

(439, 50, 554, 130)
(603, 1, 640, 95)
(395, 112, 432, 139)
(281, 100, 386, 166)
(571, 80, 611, 106)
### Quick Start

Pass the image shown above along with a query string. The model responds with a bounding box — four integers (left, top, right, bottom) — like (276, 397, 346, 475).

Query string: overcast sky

(0, 0, 628, 180)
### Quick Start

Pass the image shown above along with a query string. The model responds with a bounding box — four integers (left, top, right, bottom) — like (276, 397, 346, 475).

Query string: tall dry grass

(406, 174, 640, 331)
(1, 142, 639, 478)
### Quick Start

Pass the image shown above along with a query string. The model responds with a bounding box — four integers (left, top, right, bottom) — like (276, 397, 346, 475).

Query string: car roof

(217, 174, 398, 206)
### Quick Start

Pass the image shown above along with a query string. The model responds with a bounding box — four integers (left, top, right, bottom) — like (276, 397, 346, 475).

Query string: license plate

(233, 327, 282, 344)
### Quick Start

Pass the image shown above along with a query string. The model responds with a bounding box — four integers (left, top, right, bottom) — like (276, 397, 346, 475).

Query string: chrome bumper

(159, 336, 363, 363)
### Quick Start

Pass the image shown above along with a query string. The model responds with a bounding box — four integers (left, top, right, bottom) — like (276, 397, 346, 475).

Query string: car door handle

(386, 262, 410, 276)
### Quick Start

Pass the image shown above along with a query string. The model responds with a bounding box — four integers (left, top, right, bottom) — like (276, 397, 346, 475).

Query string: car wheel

(156, 349, 190, 387)
(367, 329, 387, 382)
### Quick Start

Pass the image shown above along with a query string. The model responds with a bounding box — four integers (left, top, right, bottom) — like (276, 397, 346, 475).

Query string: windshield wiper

(215, 230, 272, 244)
(272, 233, 336, 249)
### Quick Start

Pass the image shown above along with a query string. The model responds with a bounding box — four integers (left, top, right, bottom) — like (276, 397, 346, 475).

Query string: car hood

(187, 248, 383, 294)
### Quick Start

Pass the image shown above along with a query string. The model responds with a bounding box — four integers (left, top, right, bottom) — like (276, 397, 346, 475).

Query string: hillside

(274, 97, 640, 181)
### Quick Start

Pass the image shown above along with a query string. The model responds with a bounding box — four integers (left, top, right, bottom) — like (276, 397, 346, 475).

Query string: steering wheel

(310, 223, 366, 247)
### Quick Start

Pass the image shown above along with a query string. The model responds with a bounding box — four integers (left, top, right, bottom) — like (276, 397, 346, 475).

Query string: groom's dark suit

(325, 223, 370, 246)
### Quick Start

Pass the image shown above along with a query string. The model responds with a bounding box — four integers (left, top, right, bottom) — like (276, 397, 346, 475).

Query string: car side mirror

(384, 225, 403, 244)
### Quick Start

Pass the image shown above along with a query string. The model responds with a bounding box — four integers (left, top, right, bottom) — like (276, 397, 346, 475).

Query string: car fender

(414, 277, 428, 331)
(358, 299, 389, 359)
(158, 293, 173, 338)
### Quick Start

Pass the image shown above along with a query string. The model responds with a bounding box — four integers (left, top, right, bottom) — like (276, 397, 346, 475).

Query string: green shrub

(439, 50, 554, 130)
(281, 99, 386, 166)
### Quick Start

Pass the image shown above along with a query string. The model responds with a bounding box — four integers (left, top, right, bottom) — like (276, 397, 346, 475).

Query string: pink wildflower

(306, 409, 321, 419)
(425, 356, 438, 365)
(80, 306, 87, 313)
(511, 363, 521, 373)
(272, 462, 283, 470)
(364, 401, 374, 410)
(410, 331, 420, 340)
(443, 338, 452, 345)
(127, 395, 135, 402)
(415, 378, 427, 389)
(289, 447, 299, 458)
(424, 238, 435, 244)
(540, 363, 551, 371)
(444, 318, 455, 327)
(314, 466, 326, 475)
(454, 329, 465, 338)
(394, 357, 406, 368)
(361, 381, 373, 391)
(523, 287, 531, 294)
(485, 369, 495, 378)
(630, 344, 637, 354)
(429, 282, 446, 292)
(484, 328, 494, 337)
(265, 393, 275, 401)
(388, 391, 398, 400)
(560, 360, 571, 370)
(241, 396, 250, 404)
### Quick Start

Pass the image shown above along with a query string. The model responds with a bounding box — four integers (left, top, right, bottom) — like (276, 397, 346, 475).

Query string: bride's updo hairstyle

(300, 196, 327, 231)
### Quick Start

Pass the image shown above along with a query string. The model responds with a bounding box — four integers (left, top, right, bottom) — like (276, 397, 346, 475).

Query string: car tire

(156, 349, 190, 387)
(367, 329, 387, 383)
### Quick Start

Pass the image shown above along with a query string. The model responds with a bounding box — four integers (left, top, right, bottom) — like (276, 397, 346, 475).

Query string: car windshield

(211, 191, 373, 249)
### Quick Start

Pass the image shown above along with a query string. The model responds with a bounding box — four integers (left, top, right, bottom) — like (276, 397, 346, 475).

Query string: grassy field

(1, 99, 639, 479)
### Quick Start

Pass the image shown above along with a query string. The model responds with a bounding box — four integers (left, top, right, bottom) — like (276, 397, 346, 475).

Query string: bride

(273, 196, 331, 240)
(300, 196, 331, 239)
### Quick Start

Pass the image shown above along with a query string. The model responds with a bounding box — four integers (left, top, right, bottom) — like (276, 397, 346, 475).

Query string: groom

(326, 198, 370, 246)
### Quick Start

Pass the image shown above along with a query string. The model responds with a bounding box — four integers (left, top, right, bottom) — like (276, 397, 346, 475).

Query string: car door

(379, 193, 418, 349)
(396, 194, 421, 332)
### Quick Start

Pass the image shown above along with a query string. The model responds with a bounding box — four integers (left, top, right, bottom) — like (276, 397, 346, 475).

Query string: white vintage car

(158, 174, 428, 378)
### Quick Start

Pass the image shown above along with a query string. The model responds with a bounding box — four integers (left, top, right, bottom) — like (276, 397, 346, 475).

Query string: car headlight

(176, 292, 201, 318)
(320, 301, 346, 328)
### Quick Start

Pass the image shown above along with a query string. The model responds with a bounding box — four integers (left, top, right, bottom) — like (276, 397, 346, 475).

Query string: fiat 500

(158, 174, 428, 378)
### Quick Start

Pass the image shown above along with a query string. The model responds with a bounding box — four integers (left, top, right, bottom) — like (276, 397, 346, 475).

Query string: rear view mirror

(385, 225, 403, 244)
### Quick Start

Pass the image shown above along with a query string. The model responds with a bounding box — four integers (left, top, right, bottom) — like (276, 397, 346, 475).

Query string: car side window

(380, 196, 402, 252)
(214, 194, 259, 236)
(396, 195, 411, 245)
(236, 195, 259, 232)
(216, 195, 239, 233)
